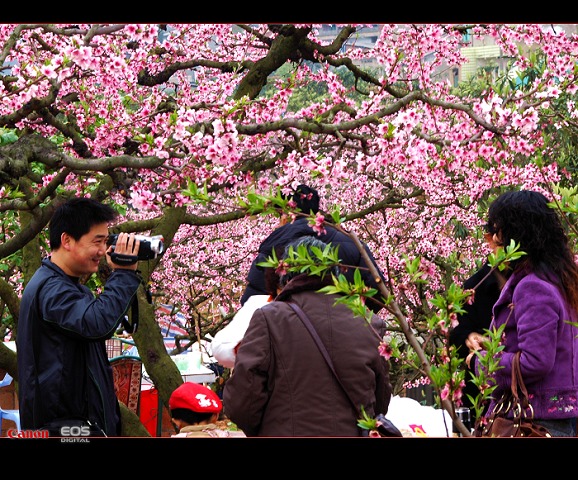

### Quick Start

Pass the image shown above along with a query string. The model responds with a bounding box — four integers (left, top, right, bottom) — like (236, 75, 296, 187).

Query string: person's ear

(61, 232, 73, 251)
(210, 413, 219, 423)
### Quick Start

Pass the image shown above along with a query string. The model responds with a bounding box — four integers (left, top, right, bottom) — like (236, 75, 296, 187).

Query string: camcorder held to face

(107, 234, 165, 265)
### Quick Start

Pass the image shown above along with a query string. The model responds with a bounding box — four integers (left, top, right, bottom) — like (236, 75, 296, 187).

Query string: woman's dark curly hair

(487, 189, 578, 309)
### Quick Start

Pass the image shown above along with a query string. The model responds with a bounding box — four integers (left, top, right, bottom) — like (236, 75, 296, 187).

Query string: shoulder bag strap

(511, 351, 532, 415)
(287, 301, 360, 415)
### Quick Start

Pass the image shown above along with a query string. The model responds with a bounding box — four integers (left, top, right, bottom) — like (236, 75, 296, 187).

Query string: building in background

(317, 24, 577, 88)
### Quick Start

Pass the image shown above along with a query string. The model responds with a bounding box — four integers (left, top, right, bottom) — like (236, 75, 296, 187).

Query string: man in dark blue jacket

(240, 185, 386, 314)
(17, 197, 143, 437)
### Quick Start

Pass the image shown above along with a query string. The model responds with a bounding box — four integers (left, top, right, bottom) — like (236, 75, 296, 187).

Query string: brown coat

(223, 274, 392, 437)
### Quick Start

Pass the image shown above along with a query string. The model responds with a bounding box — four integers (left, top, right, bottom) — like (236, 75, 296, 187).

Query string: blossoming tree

(1, 24, 577, 435)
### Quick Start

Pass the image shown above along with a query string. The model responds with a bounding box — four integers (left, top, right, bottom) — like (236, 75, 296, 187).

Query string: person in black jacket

(449, 233, 505, 412)
(17, 197, 143, 437)
(240, 184, 386, 314)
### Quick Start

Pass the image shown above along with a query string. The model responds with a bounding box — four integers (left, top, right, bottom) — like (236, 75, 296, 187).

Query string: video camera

(107, 234, 165, 261)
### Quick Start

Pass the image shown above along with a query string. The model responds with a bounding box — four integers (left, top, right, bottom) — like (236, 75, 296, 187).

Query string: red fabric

(111, 357, 142, 414)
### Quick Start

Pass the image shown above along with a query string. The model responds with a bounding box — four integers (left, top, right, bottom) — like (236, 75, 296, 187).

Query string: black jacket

(449, 262, 502, 408)
(449, 263, 502, 357)
(241, 217, 386, 313)
(17, 258, 142, 436)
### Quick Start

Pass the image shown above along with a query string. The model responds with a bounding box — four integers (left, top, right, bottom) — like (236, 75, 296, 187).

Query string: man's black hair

(49, 197, 118, 250)
(292, 184, 320, 214)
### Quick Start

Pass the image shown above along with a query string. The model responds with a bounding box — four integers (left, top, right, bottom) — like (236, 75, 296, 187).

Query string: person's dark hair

(170, 408, 214, 425)
(292, 184, 320, 214)
(49, 197, 118, 250)
(279, 235, 340, 287)
(487, 189, 578, 309)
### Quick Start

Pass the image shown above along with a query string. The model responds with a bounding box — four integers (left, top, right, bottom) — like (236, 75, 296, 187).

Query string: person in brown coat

(223, 236, 392, 436)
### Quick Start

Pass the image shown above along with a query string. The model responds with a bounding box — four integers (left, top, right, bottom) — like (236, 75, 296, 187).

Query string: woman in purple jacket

(466, 190, 578, 436)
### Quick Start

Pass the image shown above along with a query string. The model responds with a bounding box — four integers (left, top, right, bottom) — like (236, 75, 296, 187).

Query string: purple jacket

(474, 269, 578, 420)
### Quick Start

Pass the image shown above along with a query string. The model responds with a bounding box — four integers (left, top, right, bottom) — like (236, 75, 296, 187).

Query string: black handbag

(474, 351, 551, 437)
(287, 302, 402, 437)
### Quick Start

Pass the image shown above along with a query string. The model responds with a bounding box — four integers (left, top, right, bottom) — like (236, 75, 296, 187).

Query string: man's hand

(107, 232, 140, 271)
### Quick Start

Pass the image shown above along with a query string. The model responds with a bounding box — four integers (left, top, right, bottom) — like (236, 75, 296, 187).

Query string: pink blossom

(311, 213, 326, 236)
(440, 384, 450, 401)
(378, 341, 393, 360)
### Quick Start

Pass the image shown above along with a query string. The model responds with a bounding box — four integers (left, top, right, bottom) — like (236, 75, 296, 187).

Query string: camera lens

(134, 235, 164, 259)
